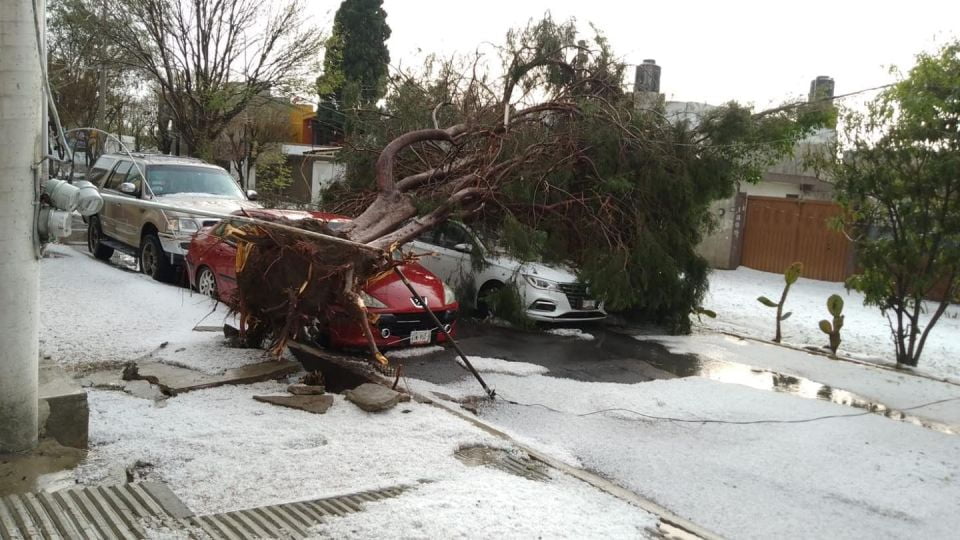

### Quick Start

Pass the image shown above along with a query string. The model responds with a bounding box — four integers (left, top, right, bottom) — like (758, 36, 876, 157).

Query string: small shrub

(484, 283, 536, 330)
(455, 279, 478, 313)
(255, 146, 292, 204)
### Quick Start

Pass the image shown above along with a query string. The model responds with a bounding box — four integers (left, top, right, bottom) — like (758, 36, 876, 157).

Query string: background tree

(47, 0, 111, 130)
(123, 93, 159, 152)
(48, 0, 154, 157)
(826, 41, 960, 367)
(315, 0, 391, 143)
(216, 97, 299, 190)
(93, 0, 323, 159)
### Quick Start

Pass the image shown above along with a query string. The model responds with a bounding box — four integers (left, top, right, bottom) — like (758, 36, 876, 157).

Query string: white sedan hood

(486, 254, 579, 283)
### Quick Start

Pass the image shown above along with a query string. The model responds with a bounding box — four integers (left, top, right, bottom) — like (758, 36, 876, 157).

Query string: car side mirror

(119, 182, 137, 195)
(246, 189, 259, 201)
(452, 243, 472, 253)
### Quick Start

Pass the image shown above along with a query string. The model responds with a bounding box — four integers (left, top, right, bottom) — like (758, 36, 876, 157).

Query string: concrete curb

(612, 324, 960, 388)
(713, 330, 960, 388)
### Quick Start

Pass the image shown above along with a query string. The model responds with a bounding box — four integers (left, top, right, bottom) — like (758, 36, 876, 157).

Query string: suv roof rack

(104, 152, 210, 165)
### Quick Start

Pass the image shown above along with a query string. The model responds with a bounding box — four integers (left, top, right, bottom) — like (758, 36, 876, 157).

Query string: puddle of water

(641, 352, 957, 434)
(0, 440, 84, 496)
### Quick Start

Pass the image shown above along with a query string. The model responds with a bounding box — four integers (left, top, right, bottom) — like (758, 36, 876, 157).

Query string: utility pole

(94, 0, 107, 160)
(0, 0, 43, 453)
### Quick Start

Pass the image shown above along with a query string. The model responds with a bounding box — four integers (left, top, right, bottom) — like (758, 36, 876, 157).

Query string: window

(125, 165, 145, 196)
(436, 222, 472, 249)
(418, 222, 474, 250)
(87, 156, 116, 187)
(417, 228, 441, 246)
(145, 166, 244, 198)
(104, 161, 132, 191)
(210, 221, 237, 247)
(212, 222, 228, 237)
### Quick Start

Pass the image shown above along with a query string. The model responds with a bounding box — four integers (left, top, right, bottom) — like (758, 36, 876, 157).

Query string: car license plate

(582, 299, 597, 310)
(410, 330, 432, 345)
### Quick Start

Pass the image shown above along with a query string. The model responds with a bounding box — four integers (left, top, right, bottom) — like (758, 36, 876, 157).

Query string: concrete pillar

(0, 0, 42, 452)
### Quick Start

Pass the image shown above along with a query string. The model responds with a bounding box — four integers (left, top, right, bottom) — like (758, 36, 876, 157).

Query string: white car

(408, 221, 606, 322)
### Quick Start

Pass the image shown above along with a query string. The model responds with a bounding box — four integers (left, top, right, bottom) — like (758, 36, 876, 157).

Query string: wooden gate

(740, 197, 852, 282)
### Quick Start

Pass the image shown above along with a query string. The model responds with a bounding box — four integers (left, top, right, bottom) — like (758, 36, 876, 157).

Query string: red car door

(193, 224, 239, 302)
(210, 232, 238, 301)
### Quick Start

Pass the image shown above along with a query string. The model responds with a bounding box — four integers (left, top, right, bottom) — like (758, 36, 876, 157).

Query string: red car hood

(365, 262, 450, 311)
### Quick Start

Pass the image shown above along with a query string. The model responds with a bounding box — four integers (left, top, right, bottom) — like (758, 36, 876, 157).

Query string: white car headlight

(360, 292, 388, 309)
(523, 274, 560, 291)
(443, 282, 457, 305)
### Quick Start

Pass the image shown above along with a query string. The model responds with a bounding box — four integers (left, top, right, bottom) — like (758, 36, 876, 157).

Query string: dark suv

(86, 153, 259, 281)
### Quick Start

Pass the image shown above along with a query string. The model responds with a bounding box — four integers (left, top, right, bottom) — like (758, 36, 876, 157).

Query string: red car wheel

(196, 266, 218, 299)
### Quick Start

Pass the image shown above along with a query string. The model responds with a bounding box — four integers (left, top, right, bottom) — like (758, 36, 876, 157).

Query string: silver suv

(86, 153, 260, 281)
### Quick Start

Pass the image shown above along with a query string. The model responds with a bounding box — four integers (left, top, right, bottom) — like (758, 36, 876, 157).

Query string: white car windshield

(146, 166, 245, 198)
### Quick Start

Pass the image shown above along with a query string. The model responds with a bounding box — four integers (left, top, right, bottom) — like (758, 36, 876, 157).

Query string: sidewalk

(702, 266, 960, 381)
(644, 332, 960, 430)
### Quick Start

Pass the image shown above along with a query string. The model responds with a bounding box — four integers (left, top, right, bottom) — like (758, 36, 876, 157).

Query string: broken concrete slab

(344, 383, 403, 412)
(134, 359, 299, 395)
(288, 383, 325, 395)
(253, 394, 335, 414)
(39, 363, 89, 449)
(288, 341, 394, 386)
(123, 380, 167, 401)
(192, 325, 224, 332)
(77, 368, 126, 390)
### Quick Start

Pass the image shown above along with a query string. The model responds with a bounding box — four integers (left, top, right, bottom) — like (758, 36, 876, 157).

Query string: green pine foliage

(315, 0, 391, 143)
(484, 284, 538, 330)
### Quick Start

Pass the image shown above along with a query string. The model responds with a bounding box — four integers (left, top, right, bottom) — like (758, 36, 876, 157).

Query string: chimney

(635, 59, 661, 94)
(808, 75, 835, 102)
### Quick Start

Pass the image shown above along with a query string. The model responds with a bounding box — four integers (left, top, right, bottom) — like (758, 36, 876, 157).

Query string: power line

(497, 392, 960, 428)
(755, 83, 896, 117)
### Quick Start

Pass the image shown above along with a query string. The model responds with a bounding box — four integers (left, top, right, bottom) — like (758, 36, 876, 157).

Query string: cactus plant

(757, 262, 803, 343)
(692, 306, 717, 322)
(818, 294, 845, 357)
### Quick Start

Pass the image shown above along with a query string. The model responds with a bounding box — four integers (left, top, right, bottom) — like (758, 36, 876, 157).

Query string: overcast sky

(306, 0, 958, 109)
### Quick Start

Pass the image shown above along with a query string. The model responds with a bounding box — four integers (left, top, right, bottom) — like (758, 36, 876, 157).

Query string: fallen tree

(230, 16, 828, 364)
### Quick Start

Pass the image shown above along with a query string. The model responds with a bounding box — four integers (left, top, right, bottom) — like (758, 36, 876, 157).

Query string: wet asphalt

(399, 320, 693, 385)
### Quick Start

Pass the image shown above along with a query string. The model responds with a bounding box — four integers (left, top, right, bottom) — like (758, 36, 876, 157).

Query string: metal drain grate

(454, 445, 551, 481)
(185, 486, 411, 539)
(0, 482, 191, 540)
(1, 482, 412, 539)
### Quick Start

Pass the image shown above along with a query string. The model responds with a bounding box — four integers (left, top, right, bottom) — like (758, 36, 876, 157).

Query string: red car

(185, 209, 459, 349)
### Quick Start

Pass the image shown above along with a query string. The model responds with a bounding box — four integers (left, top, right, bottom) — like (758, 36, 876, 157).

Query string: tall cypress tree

(316, 0, 391, 143)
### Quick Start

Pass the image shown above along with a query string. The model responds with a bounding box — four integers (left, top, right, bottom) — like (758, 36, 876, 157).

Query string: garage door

(740, 197, 852, 282)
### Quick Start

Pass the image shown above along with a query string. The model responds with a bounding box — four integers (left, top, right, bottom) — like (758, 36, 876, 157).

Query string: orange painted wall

(289, 104, 315, 144)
